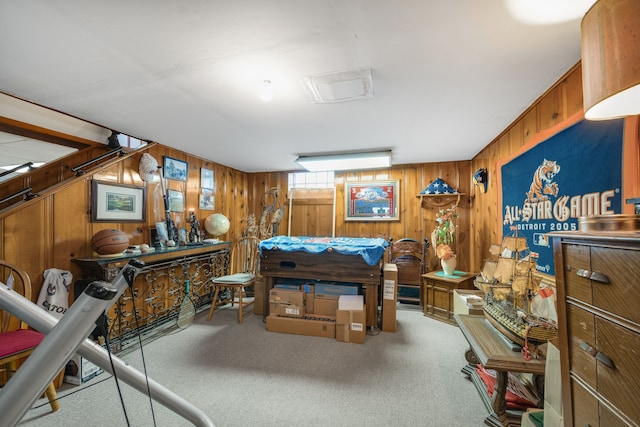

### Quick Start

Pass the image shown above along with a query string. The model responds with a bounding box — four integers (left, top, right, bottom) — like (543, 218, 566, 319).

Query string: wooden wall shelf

(416, 193, 466, 208)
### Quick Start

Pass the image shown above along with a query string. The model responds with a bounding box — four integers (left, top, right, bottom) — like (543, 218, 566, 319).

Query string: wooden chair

(207, 237, 261, 324)
(388, 238, 429, 305)
(0, 261, 60, 412)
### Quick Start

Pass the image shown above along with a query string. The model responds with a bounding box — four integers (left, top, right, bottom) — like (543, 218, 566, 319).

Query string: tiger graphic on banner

(525, 159, 560, 202)
(500, 118, 624, 276)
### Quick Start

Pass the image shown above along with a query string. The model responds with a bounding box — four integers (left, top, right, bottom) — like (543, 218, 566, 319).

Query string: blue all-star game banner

(500, 118, 624, 276)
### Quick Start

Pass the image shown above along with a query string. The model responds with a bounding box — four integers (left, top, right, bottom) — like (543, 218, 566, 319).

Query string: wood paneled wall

(247, 62, 639, 277)
(3, 61, 638, 303)
(0, 142, 247, 302)
(247, 158, 473, 273)
(469, 63, 587, 273)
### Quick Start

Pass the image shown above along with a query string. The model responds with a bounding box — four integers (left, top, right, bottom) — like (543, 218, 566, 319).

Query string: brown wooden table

(72, 242, 231, 351)
(454, 314, 546, 427)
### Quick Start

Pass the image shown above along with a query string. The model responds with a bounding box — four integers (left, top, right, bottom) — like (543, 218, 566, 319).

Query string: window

(288, 171, 335, 189)
(117, 134, 147, 149)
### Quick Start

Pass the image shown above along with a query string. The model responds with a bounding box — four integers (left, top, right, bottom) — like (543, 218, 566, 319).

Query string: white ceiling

(0, 1, 587, 173)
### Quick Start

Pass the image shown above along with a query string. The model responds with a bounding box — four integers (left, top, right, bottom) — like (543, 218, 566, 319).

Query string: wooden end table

(454, 314, 546, 427)
(422, 270, 475, 324)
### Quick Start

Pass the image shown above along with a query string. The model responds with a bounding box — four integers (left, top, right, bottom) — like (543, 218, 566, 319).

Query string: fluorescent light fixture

(295, 151, 391, 172)
(504, 0, 596, 25)
(581, 0, 640, 120)
(301, 67, 374, 104)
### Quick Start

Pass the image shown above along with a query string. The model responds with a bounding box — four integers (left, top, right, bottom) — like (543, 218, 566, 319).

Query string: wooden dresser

(552, 231, 640, 426)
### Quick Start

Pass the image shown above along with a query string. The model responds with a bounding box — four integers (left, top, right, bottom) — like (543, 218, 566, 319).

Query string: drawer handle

(279, 261, 296, 269)
(575, 268, 610, 284)
(580, 341, 616, 369)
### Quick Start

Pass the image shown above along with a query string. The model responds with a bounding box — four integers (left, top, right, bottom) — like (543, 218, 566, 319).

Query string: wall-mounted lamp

(295, 151, 391, 172)
(259, 80, 273, 102)
(581, 0, 640, 120)
(473, 168, 488, 193)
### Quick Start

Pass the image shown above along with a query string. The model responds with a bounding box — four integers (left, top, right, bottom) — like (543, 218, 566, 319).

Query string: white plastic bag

(36, 268, 72, 318)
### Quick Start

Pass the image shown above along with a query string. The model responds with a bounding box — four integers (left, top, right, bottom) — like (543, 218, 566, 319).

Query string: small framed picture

(200, 167, 214, 189)
(167, 189, 185, 212)
(163, 156, 188, 182)
(91, 180, 146, 222)
(200, 194, 215, 210)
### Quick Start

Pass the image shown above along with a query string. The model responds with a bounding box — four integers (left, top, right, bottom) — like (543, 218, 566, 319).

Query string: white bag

(36, 268, 72, 318)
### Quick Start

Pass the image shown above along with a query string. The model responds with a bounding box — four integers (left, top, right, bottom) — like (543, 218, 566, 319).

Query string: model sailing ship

(474, 228, 557, 355)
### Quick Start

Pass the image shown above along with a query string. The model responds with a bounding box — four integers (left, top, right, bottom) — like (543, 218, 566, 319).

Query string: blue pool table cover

(259, 236, 389, 266)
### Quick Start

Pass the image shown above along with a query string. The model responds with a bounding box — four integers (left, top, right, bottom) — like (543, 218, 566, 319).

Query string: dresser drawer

(568, 305, 640, 424)
(572, 381, 629, 427)
(590, 246, 640, 324)
(568, 304, 596, 388)
(563, 244, 593, 303)
(571, 381, 600, 427)
(564, 244, 640, 324)
(594, 316, 640, 423)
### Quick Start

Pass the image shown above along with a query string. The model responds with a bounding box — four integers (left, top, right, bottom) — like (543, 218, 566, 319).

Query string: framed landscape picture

(345, 180, 399, 221)
(163, 156, 188, 182)
(91, 180, 146, 222)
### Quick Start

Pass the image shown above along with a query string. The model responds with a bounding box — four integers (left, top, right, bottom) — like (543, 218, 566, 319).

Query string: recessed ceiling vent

(301, 67, 374, 104)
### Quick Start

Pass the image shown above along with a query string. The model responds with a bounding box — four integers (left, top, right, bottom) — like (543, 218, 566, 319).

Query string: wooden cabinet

(552, 231, 640, 427)
(73, 242, 230, 351)
(423, 271, 475, 324)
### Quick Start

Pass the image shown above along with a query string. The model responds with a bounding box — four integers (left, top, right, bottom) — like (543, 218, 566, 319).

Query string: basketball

(91, 229, 130, 255)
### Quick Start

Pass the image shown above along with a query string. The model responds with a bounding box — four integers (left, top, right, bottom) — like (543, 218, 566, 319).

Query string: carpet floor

(17, 304, 487, 427)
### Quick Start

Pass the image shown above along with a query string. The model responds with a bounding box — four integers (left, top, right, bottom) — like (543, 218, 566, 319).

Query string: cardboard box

(314, 282, 362, 299)
(338, 294, 364, 310)
(336, 297, 366, 344)
(381, 263, 398, 332)
(269, 289, 306, 318)
(453, 289, 484, 316)
(253, 274, 265, 315)
(64, 354, 103, 385)
(266, 314, 336, 338)
(274, 283, 301, 290)
(302, 283, 314, 314)
(313, 296, 339, 316)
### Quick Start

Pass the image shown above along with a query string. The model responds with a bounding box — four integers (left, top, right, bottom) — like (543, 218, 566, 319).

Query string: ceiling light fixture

(295, 151, 391, 172)
(504, 0, 596, 25)
(259, 80, 273, 102)
(581, 0, 640, 120)
(301, 67, 374, 104)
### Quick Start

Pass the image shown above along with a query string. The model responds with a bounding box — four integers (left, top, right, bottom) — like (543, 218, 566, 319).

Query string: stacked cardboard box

(381, 263, 398, 332)
(269, 289, 306, 318)
(336, 295, 366, 344)
(266, 280, 365, 342)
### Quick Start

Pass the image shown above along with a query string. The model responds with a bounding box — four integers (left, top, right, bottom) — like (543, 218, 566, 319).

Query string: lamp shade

(581, 0, 640, 120)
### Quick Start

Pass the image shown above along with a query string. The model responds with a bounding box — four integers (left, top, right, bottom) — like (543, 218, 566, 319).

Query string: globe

(204, 213, 230, 237)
